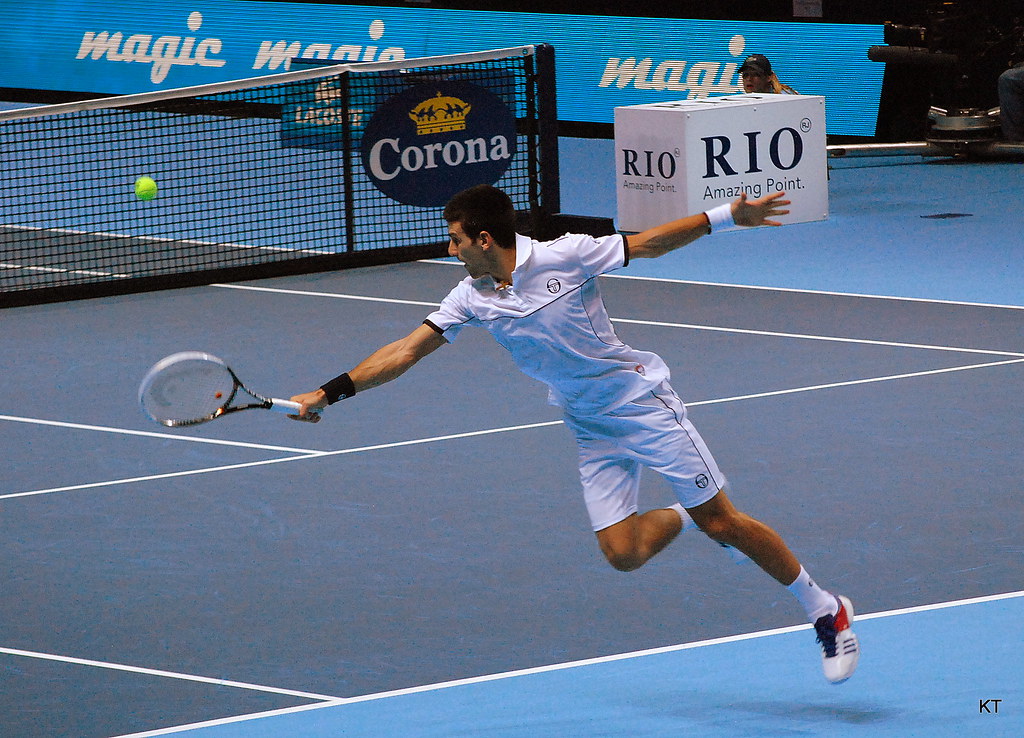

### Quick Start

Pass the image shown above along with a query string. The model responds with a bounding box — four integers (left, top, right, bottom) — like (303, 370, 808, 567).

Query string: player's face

(742, 71, 771, 93)
(447, 221, 492, 279)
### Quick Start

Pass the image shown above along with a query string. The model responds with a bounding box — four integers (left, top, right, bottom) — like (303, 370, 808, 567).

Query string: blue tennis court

(133, 593, 1024, 737)
(1, 145, 1022, 737)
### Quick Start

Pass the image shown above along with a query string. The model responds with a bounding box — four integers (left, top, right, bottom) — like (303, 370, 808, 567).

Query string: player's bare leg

(595, 508, 684, 572)
(685, 489, 800, 584)
(688, 489, 861, 683)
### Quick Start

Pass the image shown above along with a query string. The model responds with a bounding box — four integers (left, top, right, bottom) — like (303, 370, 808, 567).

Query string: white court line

(0, 453, 327, 501)
(213, 282, 438, 308)
(111, 700, 348, 736)
(610, 317, 1024, 358)
(0, 415, 325, 455)
(0, 223, 334, 256)
(303, 590, 1024, 706)
(212, 283, 1024, 358)
(107, 589, 1024, 737)
(112, 701, 348, 738)
(683, 357, 1024, 407)
(5, 357, 1022, 502)
(0, 646, 341, 702)
(0, 261, 130, 278)
(421, 258, 1024, 311)
(0, 421, 561, 501)
(601, 271, 1024, 312)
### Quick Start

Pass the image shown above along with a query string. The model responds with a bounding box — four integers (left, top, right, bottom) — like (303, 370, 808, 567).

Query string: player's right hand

(288, 389, 328, 422)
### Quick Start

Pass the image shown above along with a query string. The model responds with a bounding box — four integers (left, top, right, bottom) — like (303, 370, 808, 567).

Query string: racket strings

(141, 359, 236, 426)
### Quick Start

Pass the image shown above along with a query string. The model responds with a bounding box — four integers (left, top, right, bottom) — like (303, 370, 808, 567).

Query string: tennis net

(0, 44, 561, 308)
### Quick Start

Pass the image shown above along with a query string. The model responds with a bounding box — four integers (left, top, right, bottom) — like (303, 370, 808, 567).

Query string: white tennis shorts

(563, 382, 726, 531)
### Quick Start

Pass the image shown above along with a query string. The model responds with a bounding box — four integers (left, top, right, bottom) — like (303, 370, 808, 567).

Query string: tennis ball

(134, 176, 158, 201)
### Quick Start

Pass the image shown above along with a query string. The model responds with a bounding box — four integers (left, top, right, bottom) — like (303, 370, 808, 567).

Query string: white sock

(668, 503, 698, 532)
(786, 566, 839, 621)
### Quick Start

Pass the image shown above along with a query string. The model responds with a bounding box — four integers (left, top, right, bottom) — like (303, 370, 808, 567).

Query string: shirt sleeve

(573, 233, 629, 278)
(423, 280, 475, 343)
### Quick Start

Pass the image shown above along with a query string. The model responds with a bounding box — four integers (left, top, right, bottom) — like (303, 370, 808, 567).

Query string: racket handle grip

(271, 398, 322, 423)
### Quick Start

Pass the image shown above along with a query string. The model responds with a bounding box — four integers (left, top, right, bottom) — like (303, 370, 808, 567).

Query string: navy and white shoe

(814, 595, 860, 684)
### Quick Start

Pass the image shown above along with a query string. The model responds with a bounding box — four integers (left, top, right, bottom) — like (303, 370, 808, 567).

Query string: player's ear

(477, 230, 494, 248)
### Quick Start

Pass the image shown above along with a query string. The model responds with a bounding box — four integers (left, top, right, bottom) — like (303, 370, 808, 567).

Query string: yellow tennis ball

(134, 176, 158, 201)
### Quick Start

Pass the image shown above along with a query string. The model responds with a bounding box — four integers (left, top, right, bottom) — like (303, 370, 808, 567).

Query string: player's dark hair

(443, 184, 516, 248)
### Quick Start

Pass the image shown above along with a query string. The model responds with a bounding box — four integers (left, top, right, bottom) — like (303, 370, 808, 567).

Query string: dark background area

(241, 0, 914, 24)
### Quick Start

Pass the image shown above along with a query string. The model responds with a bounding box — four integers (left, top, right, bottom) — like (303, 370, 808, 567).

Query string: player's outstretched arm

(627, 191, 791, 260)
(290, 323, 447, 419)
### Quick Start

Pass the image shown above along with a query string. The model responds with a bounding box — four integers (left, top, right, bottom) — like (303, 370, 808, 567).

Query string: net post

(535, 43, 561, 233)
(341, 71, 356, 254)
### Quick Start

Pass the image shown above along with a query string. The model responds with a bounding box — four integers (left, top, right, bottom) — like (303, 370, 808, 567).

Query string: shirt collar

(490, 234, 532, 292)
(513, 233, 533, 271)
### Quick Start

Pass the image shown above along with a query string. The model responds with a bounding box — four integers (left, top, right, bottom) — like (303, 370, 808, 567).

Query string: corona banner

(360, 82, 517, 207)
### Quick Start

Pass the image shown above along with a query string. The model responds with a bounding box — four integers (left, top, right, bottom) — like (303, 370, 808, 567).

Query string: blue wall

(3, 1, 883, 135)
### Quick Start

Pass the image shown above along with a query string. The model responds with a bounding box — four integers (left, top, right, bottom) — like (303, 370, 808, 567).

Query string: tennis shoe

(814, 595, 860, 684)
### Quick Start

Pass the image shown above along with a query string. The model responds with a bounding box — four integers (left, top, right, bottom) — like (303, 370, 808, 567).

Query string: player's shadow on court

(670, 697, 901, 730)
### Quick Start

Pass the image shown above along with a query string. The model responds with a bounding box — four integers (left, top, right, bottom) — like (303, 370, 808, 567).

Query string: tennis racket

(139, 351, 320, 427)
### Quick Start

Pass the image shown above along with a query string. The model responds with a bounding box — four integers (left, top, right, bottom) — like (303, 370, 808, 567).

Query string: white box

(614, 94, 828, 232)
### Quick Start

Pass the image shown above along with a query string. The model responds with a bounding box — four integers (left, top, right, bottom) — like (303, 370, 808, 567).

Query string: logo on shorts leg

(695, 474, 709, 489)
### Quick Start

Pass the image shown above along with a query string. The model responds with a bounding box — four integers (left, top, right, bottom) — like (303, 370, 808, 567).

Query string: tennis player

(290, 184, 860, 684)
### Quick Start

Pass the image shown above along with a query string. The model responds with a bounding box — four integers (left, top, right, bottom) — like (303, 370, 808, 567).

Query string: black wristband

(320, 372, 356, 404)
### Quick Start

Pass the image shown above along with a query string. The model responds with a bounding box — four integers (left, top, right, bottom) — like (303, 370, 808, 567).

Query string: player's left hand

(732, 191, 791, 227)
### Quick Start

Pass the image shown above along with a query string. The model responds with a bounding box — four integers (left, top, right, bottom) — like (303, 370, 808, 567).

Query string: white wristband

(704, 203, 735, 232)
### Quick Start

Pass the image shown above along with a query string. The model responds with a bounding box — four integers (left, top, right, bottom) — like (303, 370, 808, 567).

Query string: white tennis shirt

(425, 232, 670, 416)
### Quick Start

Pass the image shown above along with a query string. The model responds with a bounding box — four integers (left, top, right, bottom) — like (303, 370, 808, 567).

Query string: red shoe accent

(833, 602, 850, 631)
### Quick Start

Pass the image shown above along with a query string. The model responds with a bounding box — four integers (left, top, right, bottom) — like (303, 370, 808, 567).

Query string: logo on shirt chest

(546, 278, 561, 294)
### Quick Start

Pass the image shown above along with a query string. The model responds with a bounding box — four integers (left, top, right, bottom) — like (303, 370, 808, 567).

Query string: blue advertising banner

(1, 1, 884, 135)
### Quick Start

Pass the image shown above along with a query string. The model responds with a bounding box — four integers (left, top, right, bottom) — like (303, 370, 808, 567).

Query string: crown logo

(409, 92, 472, 135)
